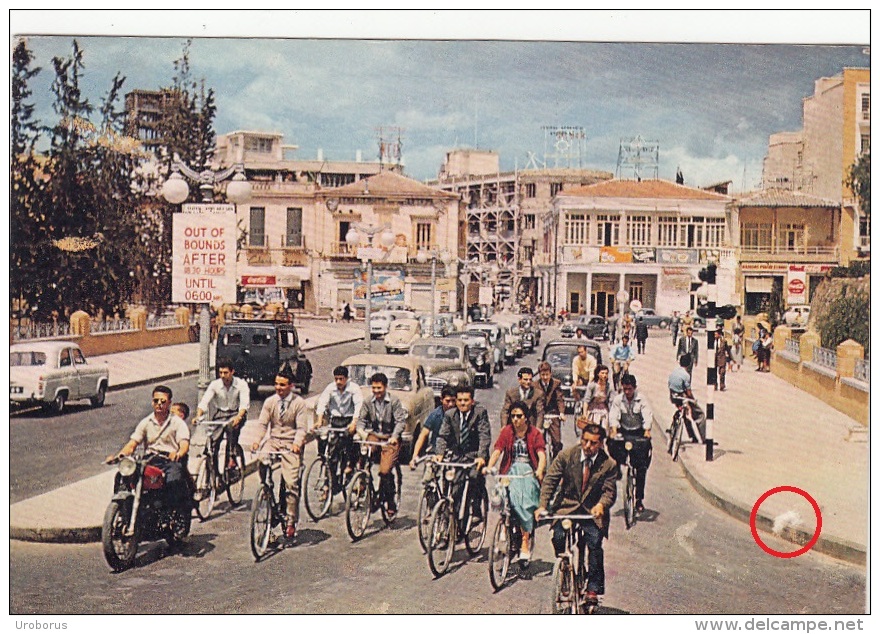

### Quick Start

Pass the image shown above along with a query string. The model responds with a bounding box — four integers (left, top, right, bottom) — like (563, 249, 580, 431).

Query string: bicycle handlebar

(354, 439, 394, 448)
(536, 513, 597, 523)
(434, 460, 479, 469)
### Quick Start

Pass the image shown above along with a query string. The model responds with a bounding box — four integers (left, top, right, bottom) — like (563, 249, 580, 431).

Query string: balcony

(858, 236, 870, 251)
(738, 244, 839, 263)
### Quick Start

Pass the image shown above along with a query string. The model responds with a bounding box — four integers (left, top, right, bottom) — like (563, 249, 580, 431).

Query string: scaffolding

(616, 135, 660, 180)
(376, 126, 403, 168)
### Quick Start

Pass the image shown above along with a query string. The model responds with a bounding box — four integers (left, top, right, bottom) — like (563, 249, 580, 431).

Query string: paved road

(9, 330, 866, 614)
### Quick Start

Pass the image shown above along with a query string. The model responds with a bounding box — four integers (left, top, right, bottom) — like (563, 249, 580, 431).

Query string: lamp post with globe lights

(161, 159, 251, 400)
(416, 248, 453, 335)
(345, 223, 396, 351)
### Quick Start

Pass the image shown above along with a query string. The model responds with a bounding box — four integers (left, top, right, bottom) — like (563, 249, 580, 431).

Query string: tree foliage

(813, 283, 870, 356)
(845, 151, 870, 218)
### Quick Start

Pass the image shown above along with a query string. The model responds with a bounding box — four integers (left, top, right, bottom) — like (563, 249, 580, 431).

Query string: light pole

(345, 223, 396, 351)
(416, 248, 453, 335)
(161, 159, 251, 400)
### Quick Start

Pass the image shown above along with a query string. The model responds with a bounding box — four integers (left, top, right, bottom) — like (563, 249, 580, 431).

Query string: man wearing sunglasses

(106, 385, 192, 507)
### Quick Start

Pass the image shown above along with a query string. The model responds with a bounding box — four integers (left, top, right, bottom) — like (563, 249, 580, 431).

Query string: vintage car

(634, 308, 672, 329)
(216, 319, 312, 395)
(783, 305, 811, 328)
(416, 314, 450, 338)
(444, 331, 495, 388)
(560, 321, 577, 338)
(369, 312, 396, 339)
(384, 318, 422, 353)
(409, 337, 475, 403)
(540, 339, 604, 396)
(10, 341, 110, 415)
(518, 316, 541, 350)
(570, 314, 610, 340)
(501, 326, 519, 364)
(466, 322, 507, 372)
(508, 325, 526, 358)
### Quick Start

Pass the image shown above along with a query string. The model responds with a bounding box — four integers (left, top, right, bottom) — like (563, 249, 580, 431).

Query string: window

(245, 136, 274, 153)
(279, 330, 297, 348)
(286, 207, 303, 247)
(704, 218, 725, 247)
(629, 282, 643, 303)
(742, 223, 772, 250)
(596, 214, 620, 246)
(550, 182, 563, 197)
(784, 223, 804, 250)
(858, 213, 870, 248)
(564, 212, 588, 245)
(627, 215, 651, 247)
(73, 349, 86, 365)
(658, 216, 681, 247)
(60, 349, 71, 367)
(415, 222, 433, 250)
(249, 207, 266, 247)
(522, 214, 536, 230)
(861, 134, 870, 155)
(862, 94, 870, 120)
(525, 183, 536, 198)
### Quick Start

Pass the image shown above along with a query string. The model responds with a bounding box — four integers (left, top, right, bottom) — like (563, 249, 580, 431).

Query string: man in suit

(536, 423, 617, 608)
(356, 372, 409, 520)
(252, 369, 310, 540)
(635, 316, 649, 354)
(434, 384, 492, 521)
(536, 361, 566, 457)
(500, 367, 545, 429)
(676, 325, 699, 377)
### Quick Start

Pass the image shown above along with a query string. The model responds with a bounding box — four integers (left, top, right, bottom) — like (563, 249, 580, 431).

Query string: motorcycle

(101, 451, 192, 572)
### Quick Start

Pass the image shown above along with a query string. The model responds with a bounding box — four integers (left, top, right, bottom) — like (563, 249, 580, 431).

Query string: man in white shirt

(315, 365, 364, 473)
(194, 358, 250, 471)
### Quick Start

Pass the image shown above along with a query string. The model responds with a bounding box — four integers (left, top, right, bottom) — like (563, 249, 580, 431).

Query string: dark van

(216, 319, 313, 396)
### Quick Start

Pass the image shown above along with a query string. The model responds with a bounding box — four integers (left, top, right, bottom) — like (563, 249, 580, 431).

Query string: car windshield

(411, 344, 460, 360)
(346, 364, 412, 391)
(11, 351, 47, 366)
(391, 323, 412, 331)
(545, 348, 576, 368)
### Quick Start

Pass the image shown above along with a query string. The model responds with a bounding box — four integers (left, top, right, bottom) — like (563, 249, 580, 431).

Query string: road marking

(675, 520, 698, 556)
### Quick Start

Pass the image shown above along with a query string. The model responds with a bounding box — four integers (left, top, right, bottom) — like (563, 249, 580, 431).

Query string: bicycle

(611, 361, 631, 392)
(426, 458, 488, 578)
(542, 414, 565, 464)
(303, 426, 353, 521)
(668, 394, 697, 462)
(249, 449, 303, 561)
(192, 416, 246, 520)
(413, 454, 441, 553)
(486, 471, 536, 591)
(607, 435, 649, 529)
(537, 512, 599, 614)
(344, 438, 403, 542)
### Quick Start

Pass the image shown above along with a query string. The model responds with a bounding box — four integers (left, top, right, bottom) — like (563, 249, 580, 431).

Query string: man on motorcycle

(106, 385, 192, 507)
(193, 357, 250, 472)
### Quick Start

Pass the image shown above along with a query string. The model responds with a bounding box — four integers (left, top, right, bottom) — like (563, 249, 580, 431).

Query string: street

(8, 330, 866, 614)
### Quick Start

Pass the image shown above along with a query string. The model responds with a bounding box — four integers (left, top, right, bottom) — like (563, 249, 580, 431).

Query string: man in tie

(251, 369, 309, 540)
(536, 423, 617, 609)
(536, 361, 566, 457)
(434, 384, 492, 522)
(500, 367, 545, 429)
(676, 325, 699, 377)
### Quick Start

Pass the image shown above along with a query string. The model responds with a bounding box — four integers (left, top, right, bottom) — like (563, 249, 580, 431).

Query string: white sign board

(629, 299, 643, 312)
(172, 206, 237, 304)
(616, 289, 630, 304)
(478, 285, 493, 305)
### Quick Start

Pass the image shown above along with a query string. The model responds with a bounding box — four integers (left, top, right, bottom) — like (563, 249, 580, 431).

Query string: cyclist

(536, 361, 566, 457)
(356, 372, 408, 520)
(500, 367, 544, 430)
(571, 344, 597, 388)
(535, 423, 617, 608)
(315, 365, 364, 474)
(581, 364, 616, 434)
(609, 335, 635, 387)
(251, 369, 309, 540)
(193, 357, 250, 472)
(434, 384, 492, 523)
(607, 373, 653, 514)
(667, 354, 706, 445)
(409, 385, 457, 482)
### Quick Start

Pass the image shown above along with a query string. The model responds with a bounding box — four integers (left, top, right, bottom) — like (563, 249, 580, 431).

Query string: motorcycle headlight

(562, 518, 573, 531)
(477, 354, 486, 365)
(318, 427, 330, 439)
(118, 456, 137, 477)
(445, 468, 457, 482)
(624, 441, 633, 451)
(448, 376, 460, 386)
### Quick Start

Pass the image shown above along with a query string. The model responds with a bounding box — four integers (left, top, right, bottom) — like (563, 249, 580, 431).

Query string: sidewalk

(9, 319, 364, 544)
(633, 330, 867, 565)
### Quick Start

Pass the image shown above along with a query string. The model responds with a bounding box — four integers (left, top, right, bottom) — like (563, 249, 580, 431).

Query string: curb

(651, 416, 866, 566)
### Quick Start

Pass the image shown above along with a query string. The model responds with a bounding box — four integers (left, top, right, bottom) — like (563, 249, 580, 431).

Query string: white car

(369, 312, 396, 339)
(10, 341, 110, 415)
(783, 306, 811, 328)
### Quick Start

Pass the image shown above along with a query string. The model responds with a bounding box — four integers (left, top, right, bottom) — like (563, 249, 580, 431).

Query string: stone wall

(64, 308, 194, 357)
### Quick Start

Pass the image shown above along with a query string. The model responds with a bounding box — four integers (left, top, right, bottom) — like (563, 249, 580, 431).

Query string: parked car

(10, 341, 110, 415)
(216, 319, 312, 396)
(466, 322, 507, 372)
(409, 337, 475, 403)
(369, 312, 396, 339)
(303, 353, 434, 463)
(518, 316, 541, 351)
(384, 318, 422, 353)
(444, 331, 495, 387)
(634, 308, 672, 329)
(783, 305, 811, 328)
(540, 339, 604, 395)
(571, 314, 610, 340)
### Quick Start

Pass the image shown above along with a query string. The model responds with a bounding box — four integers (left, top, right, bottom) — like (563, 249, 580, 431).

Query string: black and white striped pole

(698, 262, 717, 462)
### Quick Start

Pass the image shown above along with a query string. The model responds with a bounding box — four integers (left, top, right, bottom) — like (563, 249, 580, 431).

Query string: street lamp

(161, 159, 252, 400)
(346, 223, 396, 350)
(416, 248, 453, 335)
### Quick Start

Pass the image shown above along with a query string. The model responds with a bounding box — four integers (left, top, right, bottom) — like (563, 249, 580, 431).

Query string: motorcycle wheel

(102, 500, 139, 572)
(166, 505, 191, 547)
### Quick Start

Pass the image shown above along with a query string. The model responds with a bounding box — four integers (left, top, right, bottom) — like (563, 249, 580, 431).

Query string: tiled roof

(325, 171, 457, 199)
(562, 179, 730, 200)
(734, 189, 840, 208)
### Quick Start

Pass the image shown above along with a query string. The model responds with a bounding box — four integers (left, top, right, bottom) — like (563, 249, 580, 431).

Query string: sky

(10, 11, 871, 192)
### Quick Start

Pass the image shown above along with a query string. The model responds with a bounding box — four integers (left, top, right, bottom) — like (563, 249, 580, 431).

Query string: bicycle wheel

(381, 464, 403, 526)
(304, 457, 333, 521)
(544, 429, 556, 464)
(488, 518, 511, 591)
(671, 416, 684, 462)
(194, 458, 216, 521)
(345, 471, 371, 541)
(668, 413, 680, 454)
(416, 484, 436, 553)
(551, 558, 575, 615)
(225, 443, 246, 506)
(249, 486, 273, 561)
(464, 485, 489, 555)
(623, 464, 636, 529)
(427, 499, 456, 578)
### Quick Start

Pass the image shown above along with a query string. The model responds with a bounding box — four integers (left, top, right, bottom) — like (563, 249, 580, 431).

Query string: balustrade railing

(145, 314, 179, 329)
(784, 338, 800, 357)
(854, 358, 869, 383)
(812, 346, 837, 370)
(91, 317, 136, 334)
(10, 321, 72, 341)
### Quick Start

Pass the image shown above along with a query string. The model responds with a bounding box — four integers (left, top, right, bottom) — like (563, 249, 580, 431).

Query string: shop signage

(787, 265, 807, 305)
(657, 249, 698, 265)
(599, 246, 632, 263)
(353, 269, 405, 307)
(632, 247, 656, 263)
(241, 275, 277, 287)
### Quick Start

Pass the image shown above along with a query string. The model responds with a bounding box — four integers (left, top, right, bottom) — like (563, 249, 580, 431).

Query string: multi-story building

(431, 149, 611, 310)
(727, 189, 840, 314)
(544, 179, 732, 318)
(124, 89, 179, 152)
(762, 67, 870, 263)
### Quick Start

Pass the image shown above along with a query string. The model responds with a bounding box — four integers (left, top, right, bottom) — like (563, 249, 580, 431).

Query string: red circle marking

(750, 486, 822, 558)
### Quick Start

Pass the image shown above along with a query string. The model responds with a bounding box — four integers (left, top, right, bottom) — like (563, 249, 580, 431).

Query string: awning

(745, 276, 775, 293)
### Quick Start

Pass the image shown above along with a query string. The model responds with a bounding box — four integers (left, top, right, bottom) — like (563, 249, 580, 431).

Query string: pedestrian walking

(342, 301, 352, 322)
(635, 316, 649, 354)
(731, 316, 744, 371)
(671, 311, 681, 348)
(757, 326, 773, 372)
(676, 326, 699, 378)
(608, 315, 617, 343)
(714, 328, 730, 391)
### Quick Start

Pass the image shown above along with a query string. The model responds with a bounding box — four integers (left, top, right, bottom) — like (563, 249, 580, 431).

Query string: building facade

(545, 179, 733, 318)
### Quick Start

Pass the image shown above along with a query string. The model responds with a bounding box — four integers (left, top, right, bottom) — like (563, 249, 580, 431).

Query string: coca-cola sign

(241, 275, 276, 287)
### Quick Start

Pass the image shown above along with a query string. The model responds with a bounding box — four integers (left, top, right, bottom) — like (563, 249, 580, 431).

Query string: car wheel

(46, 391, 67, 416)
(659, 320, 669, 329)
(90, 384, 107, 408)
